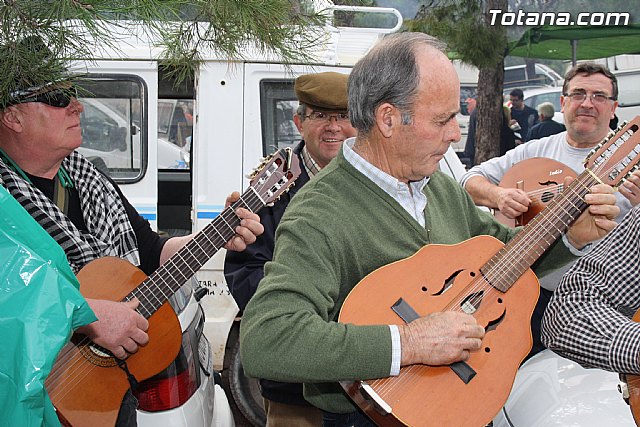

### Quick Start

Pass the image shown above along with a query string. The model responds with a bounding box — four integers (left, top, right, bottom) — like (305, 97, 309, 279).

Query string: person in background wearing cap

(0, 78, 263, 425)
(224, 71, 355, 427)
(239, 33, 619, 426)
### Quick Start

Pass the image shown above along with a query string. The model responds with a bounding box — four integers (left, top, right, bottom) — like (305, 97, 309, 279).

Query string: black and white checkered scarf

(0, 151, 140, 273)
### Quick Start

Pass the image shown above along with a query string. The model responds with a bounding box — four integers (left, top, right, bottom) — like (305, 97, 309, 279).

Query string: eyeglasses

(10, 86, 78, 108)
(564, 91, 615, 104)
(304, 111, 350, 123)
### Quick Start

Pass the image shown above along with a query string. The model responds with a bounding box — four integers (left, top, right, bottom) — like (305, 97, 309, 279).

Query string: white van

(614, 68, 640, 124)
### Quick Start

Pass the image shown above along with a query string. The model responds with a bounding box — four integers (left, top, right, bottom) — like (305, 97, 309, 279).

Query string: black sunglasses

(10, 86, 78, 108)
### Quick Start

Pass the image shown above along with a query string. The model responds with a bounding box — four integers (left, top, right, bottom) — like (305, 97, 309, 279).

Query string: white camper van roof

(69, 3, 403, 67)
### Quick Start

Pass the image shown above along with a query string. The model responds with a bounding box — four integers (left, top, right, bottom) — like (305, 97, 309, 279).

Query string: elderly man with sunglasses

(459, 62, 640, 360)
(0, 77, 263, 425)
(225, 71, 356, 427)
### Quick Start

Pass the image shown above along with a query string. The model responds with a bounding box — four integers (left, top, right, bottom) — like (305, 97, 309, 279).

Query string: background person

(525, 101, 565, 142)
(225, 71, 356, 427)
(463, 103, 516, 167)
(509, 88, 539, 144)
(240, 33, 619, 426)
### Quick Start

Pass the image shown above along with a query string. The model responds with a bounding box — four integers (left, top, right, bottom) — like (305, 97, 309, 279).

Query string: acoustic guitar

(46, 148, 300, 427)
(494, 157, 577, 227)
(338, 118, 640, 427)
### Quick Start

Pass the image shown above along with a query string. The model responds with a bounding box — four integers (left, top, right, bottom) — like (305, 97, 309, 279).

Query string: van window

(260, 80, 301, 156)
(157, 99, 193, 170)
(617, 72, 640, 107)
(77, 76, 146, 182)
(459, 86, 477, 116)
(504, 67, 527, 89)
(524, 92, 562, 112)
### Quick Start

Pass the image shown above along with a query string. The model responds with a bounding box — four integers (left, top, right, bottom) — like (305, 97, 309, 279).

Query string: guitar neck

(482, 169, 599, 292)
(127, 186, 265, 318)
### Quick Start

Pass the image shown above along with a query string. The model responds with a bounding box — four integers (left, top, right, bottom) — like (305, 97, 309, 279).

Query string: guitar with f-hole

(338, 118, 640, 427)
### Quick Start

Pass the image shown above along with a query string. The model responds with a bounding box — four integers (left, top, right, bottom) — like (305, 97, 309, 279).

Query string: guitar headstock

(248, 148, 301, 205)
(584, 116, 640, 188)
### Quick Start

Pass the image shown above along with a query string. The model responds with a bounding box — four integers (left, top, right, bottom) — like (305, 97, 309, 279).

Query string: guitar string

(370, 144, 633, 399)
(523, 184, 564, 205)
(46, 166, 286, 403)
(47, 185, 271, 402)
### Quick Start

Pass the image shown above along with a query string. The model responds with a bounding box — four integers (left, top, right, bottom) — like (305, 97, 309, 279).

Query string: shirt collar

(300, 144, 321, 177)
(342, 138, 429, 196)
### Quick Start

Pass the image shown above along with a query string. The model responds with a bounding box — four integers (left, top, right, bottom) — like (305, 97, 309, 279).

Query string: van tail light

(134, 322, 201, 412)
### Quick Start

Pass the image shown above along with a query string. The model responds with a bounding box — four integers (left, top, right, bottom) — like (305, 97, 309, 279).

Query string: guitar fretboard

(481, 169, 597, 292)
(126, 187, 265, 318)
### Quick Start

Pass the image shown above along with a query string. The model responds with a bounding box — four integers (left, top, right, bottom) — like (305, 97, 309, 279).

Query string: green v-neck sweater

(240, 150, 575, 414)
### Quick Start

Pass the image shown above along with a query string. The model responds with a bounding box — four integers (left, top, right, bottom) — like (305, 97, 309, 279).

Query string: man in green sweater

(240, 33, 620, 426)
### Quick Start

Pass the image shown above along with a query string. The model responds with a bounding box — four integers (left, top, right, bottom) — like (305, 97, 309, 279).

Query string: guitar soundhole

(78, 343, 118, 367)
(460, 291, 483, 314)
(541, 191, 555, 203)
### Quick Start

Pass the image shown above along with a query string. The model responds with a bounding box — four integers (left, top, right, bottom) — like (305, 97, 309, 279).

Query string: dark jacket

(526, 119, 566, 142)
(224, 141, 312, 405)
(511, 104, 539, 141)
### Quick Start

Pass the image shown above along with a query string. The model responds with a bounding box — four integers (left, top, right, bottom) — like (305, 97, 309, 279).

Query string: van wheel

(229, 339, 266, 426)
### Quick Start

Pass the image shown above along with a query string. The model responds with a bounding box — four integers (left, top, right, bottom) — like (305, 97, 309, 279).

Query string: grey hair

(537, 101, 555, 119)
(348, 32, 447, 135)
(563, 62, 618, 100)
(296, 103, 307, 119)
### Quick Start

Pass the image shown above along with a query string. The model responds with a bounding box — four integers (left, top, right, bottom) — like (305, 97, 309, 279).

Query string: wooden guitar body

(339, 236, 539, 427)
(495, 157, 576, 227)
(47, 257, 182, 427)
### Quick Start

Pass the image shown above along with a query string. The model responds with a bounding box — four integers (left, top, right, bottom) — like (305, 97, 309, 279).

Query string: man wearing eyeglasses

(0, 39, 263, 426)
(459, 61, 640, 359)
(225, 71, 355, 427)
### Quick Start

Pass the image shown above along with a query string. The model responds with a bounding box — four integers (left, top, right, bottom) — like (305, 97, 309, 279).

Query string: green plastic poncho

(0, 186, 96, 427)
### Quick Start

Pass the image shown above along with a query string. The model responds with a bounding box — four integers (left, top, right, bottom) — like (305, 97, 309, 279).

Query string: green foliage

(406, 0, 508, 68)
(0, 0, 326, 107)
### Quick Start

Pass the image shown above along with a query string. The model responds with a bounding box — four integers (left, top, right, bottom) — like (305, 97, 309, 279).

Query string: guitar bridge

(359, 382, 393, 415)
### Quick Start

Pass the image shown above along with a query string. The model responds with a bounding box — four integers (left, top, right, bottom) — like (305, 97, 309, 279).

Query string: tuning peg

(616, 120, 629, 133)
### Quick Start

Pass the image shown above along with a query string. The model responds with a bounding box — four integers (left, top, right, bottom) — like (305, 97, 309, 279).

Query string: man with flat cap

(224, 71, 356, 426)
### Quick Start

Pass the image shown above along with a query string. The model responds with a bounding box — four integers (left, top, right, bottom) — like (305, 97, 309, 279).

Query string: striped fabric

(0, 151, 139, 272)
(543, 206, 640, 374)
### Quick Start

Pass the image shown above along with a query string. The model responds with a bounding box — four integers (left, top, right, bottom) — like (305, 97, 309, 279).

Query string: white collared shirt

(343, 137, 429, 227)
